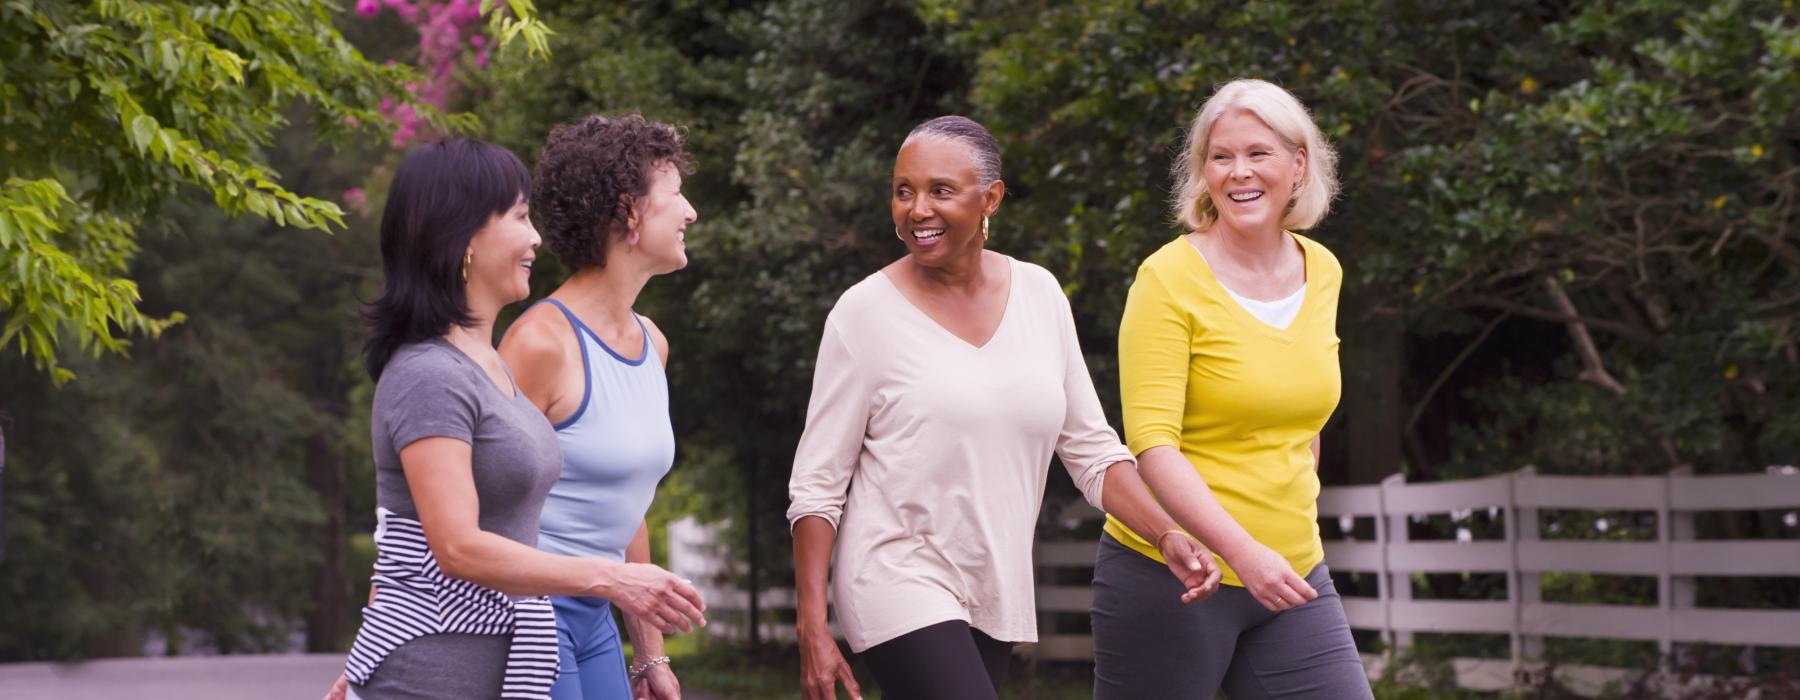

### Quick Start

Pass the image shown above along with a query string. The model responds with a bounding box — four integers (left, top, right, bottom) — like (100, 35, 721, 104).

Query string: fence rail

(668, 466, 1800, 692)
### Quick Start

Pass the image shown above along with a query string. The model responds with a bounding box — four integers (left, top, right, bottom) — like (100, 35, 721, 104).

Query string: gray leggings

(1090, 533, 1373, 699)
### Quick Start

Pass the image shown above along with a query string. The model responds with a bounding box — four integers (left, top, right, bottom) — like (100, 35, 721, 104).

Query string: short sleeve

(1118, 264, 1192, 456)
(377, 350, 481, 451)
(786, 316, 870, 531)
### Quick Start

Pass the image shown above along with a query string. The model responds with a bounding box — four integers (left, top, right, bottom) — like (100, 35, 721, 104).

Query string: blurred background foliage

(0, 0, 1794, 681)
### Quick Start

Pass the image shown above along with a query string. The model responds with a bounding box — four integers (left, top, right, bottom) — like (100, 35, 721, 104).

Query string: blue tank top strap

(534, 302, 675, 562)
(538, 298, 651, 366)
(525, 298, 593, 431)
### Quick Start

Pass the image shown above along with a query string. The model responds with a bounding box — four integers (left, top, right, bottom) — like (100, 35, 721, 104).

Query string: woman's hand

(798, 626, 862, 700)
(1155, 531, 1223, 604)
(321, 673, 347, 700)
(598, 563, 707, 634)
(1226, 540, 1317, 612)
(632, 662, 680, 700)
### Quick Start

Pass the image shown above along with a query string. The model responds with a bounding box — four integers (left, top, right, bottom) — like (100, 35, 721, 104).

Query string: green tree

(0, 0, 553, 659)
(0, 137, 376, 657)
(933, 0, 1798, 479)
(0, 0, 547, 385)
(477, 0, 971, 609)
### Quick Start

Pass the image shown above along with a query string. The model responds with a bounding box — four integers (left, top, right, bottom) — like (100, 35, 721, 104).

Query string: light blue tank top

(531, 299, 676, 561)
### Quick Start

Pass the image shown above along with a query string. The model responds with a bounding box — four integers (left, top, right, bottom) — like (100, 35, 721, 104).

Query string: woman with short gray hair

(787, 115, 1221, 700)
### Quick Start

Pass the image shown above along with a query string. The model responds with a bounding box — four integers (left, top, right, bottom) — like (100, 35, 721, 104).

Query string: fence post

(1512, 467, 1543, 667)
(1381, 472, 1411, 654)
(1663, 467, 1693, 674)
(1375, 473, 1390, 660)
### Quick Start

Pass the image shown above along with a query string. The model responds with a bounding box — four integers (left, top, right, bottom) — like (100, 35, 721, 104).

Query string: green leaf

(130, 114, 157, 153)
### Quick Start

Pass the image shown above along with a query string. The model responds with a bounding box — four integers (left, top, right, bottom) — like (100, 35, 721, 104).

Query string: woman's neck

(443, 316, 497, 356)
(1198, 223, 1293, 274)
(910, 248, 992, 295)
(556, 261, 651, 328)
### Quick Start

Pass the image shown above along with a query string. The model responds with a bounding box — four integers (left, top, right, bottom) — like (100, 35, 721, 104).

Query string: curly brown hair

(530, 113, 692, 270)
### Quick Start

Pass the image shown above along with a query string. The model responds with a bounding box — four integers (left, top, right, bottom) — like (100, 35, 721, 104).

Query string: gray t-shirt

(355, 338, 564, 699)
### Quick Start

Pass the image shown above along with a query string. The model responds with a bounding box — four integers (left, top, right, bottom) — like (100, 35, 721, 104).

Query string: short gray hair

(900, 115, 1003, 188)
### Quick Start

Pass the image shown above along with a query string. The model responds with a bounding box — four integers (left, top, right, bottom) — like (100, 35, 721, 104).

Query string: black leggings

(859, 620, 1013, 700)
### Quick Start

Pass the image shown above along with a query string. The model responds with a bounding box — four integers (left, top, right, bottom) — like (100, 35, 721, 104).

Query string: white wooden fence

(668, 466, 1800, 692)
(1311, 466, 1800, 691)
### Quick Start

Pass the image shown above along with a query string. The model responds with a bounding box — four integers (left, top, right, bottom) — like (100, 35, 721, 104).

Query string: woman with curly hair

(324, 139, 704, 700)
(498, 113, 700, 700)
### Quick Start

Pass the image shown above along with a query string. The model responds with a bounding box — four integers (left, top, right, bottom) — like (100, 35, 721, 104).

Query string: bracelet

(1155, 528, 1190, 550)
(628, 655, 671, 681)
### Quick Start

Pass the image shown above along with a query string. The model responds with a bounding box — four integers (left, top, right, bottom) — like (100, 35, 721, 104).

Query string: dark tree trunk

(1343, 297, 1407, 485)
(304, 358, 350, 652)
(1, 419, 7, 562)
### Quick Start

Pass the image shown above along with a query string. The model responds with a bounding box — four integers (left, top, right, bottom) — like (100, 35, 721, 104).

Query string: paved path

(0, 654, 725, 699)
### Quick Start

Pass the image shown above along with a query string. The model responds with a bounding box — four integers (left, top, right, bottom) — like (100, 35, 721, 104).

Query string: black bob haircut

(362, 139, 531, 380)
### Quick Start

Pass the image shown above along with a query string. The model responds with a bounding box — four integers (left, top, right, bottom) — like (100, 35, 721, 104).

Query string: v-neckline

(1182, 232, 1315, 340)
(878, 256, 1018, 351)
(434, 336, 522, 400)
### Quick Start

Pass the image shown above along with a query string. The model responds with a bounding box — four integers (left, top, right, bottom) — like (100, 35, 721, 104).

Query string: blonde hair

(1171, 79, 1339, 232)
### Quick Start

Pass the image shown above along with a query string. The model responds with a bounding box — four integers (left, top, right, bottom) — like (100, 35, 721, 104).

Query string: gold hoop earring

(895, 226, 906, 243)
(981, 216, 990, 242)
(462, 251, 472, 284)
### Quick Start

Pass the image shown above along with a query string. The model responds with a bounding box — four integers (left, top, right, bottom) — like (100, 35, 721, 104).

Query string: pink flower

(342, 188, 368, 209)
(355, 0, 380, 16)
(450, 0, 482, 22)
(470, 35, 486, 48)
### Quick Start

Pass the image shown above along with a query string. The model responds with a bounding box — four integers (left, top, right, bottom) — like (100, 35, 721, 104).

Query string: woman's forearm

(622, 521, 665, 656)
(433, 529, 615, 598)
(791, 516, 837, 634)
(1133, 445, 1261, 562)
(1097, 461, 1185, 545)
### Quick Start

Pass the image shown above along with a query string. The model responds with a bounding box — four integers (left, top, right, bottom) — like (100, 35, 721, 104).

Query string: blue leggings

(549, 596, 631, 700)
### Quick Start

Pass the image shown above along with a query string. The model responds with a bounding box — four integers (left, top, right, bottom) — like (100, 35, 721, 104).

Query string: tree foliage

(478, 0, 1797, 586)
(0, 0, 549, 659)
(4, 0, 1794, 660)
(0, 0, 548, 384)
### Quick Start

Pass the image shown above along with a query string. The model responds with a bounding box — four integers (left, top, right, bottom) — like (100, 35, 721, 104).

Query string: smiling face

(890, 137, 1003, 266)
(466, 194, 541, 306)
(624, 161, 697, 274)
(1203, 109, 1308, 236)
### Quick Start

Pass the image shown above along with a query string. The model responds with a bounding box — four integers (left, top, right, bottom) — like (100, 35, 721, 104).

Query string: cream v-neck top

(787, 256, 1134, 652)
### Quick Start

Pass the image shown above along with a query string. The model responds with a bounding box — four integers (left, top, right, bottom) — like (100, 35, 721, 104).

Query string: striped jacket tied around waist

(345, 508, 559, 699)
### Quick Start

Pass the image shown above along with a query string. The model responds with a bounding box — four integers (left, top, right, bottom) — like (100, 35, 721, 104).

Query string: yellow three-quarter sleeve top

(1104, 233, 1343, 587)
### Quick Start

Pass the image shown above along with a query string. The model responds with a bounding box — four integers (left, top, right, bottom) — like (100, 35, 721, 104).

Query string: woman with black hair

(332, 139, 704, 700)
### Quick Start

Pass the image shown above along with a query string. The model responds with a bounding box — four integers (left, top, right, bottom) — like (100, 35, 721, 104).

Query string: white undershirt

(1197, 249, 1307, 330)
(1222, 283, 1306, 329)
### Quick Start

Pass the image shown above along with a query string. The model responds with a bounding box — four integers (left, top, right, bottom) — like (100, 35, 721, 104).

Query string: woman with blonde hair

(1091, 79, 1371, 698)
